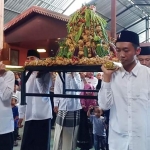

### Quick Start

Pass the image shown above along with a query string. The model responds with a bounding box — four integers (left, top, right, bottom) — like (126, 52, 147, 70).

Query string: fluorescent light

(6, 65, 23, 68)
(5, 65, 24, 72)
(37, 49, 46, 53)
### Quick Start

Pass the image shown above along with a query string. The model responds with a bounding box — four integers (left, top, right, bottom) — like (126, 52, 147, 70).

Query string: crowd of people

(0, 30, 150, 150)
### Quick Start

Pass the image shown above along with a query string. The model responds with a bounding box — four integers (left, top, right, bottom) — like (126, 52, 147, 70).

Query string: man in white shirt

(0, 59, 15, 150)
(18, 49, 52, 150)
(53, 72, 81, 150)
(138, 43, 150, 68)
(99, 31, 150, 150)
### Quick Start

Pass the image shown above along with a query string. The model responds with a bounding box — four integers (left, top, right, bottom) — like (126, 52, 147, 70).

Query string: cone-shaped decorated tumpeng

(57, 5, 110, 59)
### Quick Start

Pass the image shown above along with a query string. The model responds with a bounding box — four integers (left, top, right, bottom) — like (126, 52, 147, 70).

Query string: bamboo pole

(0, 0, 4, 51)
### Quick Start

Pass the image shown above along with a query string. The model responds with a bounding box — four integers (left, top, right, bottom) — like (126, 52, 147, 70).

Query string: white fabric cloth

(16, 91, 21, 106)
(19, 72, 52, 121)
(54, 73, 82, 111)
(0, 71, 15, 134)
(12, 93, 18, 103)
(98, 63, 150, 150)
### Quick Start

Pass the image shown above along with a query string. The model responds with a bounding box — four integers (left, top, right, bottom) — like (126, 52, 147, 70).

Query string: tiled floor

(13, 127, 94, 150)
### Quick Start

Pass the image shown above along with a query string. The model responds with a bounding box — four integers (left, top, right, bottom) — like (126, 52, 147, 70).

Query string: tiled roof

(4, 5, 69, 31)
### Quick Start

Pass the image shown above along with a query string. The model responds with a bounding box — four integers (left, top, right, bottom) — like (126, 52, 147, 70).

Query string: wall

(5, 15, 68, 43)
(10, 45, 49, 66)
(10, 45, 27, 66)
(4, 14, 66, 64)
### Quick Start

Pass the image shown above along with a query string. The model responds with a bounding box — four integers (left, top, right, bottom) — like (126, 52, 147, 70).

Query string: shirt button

(129, 131, 131, 135)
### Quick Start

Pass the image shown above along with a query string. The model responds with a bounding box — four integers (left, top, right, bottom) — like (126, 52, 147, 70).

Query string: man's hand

(0, 62, 6, 76)
(101, 65, 117, 76)
(54, 106, 58, 113)
(18, 118, 24, 128)
(101, 65, 118, 82)
(24, 60, 30, 66)
(87, 105, 93, 117)
(81, 105, 86, 108)
(0, 63, 5, 70)
(88, 105, 94, 110)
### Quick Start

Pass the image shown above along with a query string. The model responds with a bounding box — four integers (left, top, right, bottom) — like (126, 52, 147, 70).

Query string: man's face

(116, 42, 141, 67)
(138, 55, 150, 67)
(26, 56, 38, 63)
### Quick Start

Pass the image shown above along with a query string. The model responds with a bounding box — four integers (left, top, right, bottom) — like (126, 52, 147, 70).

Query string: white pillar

(0, 0, 4, 50)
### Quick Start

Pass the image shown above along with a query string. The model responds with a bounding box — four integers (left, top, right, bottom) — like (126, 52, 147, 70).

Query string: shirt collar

(120, 62, 141, 78)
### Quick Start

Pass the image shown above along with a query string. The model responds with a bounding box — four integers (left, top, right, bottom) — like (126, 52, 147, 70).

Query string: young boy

(14, 79, 22, 140)
(11, 94, 19, 146)
(87, 106, 106, 150)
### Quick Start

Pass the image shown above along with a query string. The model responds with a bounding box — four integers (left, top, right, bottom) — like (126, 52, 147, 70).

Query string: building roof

(4, 5, 69, 31)
(4, 0, 150, 42)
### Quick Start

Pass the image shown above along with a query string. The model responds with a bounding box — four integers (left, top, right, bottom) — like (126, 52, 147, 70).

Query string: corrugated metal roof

(4, 0, 150, 42)
(94, 0, 112, 18)
(4, 9, 19, 24)
(106, 22, 123, 33)
(4, 0, 74, 23)
(128, 20, 146, 33)
(116, 9, 141, 27)
(93, 0, 149, 42)
(133, 0, 150, 15)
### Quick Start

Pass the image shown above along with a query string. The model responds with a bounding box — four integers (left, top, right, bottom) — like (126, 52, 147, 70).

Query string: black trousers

(50, 92, 56, 127)
(21, 119, 51, 150)
(77, 109, 93, 150)
(0, 132, 14, 150)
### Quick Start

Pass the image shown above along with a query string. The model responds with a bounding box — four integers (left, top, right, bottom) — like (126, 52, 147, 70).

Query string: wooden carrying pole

(0, 0, 4, 51)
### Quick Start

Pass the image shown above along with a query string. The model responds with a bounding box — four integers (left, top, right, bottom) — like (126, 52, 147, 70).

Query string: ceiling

(4, 0, 150, 42)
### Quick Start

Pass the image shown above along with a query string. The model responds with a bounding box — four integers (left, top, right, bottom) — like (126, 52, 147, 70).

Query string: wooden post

(0, 0, 4, 50)
(111, 0, 116, 39)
